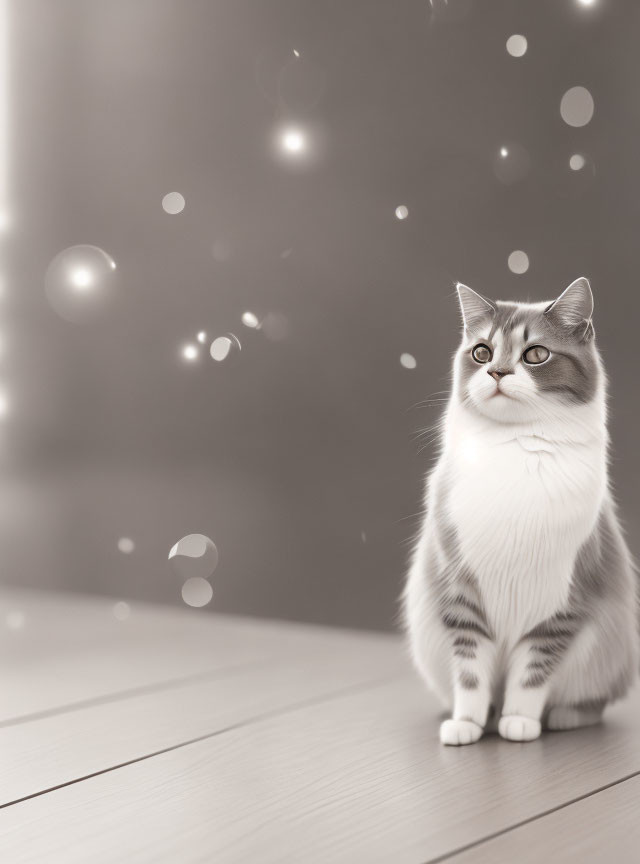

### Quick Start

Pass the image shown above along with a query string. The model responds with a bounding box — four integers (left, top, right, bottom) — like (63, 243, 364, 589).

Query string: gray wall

(2, 0, 638, 630)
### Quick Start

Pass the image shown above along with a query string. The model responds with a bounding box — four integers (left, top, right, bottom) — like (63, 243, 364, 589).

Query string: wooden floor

(0, 589, 638, 863)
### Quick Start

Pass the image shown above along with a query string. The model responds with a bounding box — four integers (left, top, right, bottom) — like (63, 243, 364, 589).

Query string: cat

(403, 277, 639, 745)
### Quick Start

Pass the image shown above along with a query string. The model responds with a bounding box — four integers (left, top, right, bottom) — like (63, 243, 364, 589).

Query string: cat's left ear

(456, 283, 495, 331)
(545, 277, 594, 337)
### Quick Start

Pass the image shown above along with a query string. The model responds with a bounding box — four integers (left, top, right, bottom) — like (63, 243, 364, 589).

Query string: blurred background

(0, 0, 637, 631)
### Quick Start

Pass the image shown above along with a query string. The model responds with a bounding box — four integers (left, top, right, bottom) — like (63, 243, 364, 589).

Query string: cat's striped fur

(404, 278, 639, 745)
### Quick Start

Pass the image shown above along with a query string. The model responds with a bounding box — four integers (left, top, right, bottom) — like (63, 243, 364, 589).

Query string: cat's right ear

(455, 283, 495, 331)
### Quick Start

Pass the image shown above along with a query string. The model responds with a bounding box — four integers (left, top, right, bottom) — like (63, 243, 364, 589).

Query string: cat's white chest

(444, 431, 605, 638)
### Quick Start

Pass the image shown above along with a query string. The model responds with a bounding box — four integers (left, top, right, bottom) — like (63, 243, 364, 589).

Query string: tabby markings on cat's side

(403, 278, 639, 745)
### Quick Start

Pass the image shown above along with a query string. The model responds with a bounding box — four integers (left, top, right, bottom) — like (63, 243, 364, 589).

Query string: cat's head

(453, 278, 601, 424)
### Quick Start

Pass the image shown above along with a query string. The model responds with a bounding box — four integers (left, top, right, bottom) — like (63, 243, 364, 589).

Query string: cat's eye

(471, 344, 492, 364)
(522, 345, 550, 365)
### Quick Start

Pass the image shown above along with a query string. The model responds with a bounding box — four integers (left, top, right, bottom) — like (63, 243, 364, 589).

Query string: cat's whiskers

(407, 391, 451, 411)
(411, 423, 441, 441)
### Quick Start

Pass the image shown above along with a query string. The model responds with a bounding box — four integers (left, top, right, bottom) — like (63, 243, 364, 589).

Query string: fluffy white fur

(404, 280, 639, 745)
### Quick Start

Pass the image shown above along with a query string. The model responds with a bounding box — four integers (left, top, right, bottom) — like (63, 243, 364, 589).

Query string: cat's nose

(488, 369, 512, 381)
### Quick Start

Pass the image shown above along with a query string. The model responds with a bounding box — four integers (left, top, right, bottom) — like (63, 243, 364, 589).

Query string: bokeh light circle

(395, 205, 409, 220)
(162, 192, 185, 214)
(210, 337, 232, 362)
(117, 537, 135, 554)
(506, 35, 527, 57)
(182, 577, 214, 608)
(569, 154, 586, 171)
(560, 87, 594, 127)
(210, 334, 241, 362)
(400, 353, 417, 369)
(45, 245, 118, 324)
(182, 343, 199, 362)
(281, 128, 305, 154)
(241, 311, 260, 329)
(272, 122, 325, 168)
(508, 250, 530, 274)
(492, 142, 531, 184)
(168, 533, 219, 581)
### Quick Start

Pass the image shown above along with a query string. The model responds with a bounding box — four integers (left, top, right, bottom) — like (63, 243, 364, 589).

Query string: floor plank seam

(0, 672, 402, 813)
(0, 659, 268, 729)
(424, 767, 640, 863)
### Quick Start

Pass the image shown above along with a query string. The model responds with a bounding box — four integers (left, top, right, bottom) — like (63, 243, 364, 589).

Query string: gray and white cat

(404, 278, 639, 745)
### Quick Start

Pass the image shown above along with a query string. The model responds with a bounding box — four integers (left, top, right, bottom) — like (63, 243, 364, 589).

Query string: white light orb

(241, 311, 260, 329)
(168, 533, 219, 582)
(281, 129, 305, 154)
(197, 331, 207, 344)
(117, 537, 135, 554)
(210, 337, 231, 362)
(162, 192, 185, 214)
(577, 0, 596, 5)
(508, 250, 530, 274)
(400, 353, 417, 369)
(493, 142, 531, 184)
(293, 49, 300, 57)
(182, 577, 214, 608)
(182, 343, 199, 362)
(113, 602, 131, 621)
(45, 245, 118, 324)
(506, 35, 527, 57)
(210, 334, 241, 362)
(395, 205, 409, 220)
(569, 154, 586, 171)
(560, 87, 594, 127)
(70, 268, 93, 289)
(0, 390, 9, 418)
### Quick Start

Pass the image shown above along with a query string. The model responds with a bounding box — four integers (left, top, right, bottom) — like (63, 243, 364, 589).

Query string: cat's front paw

(440, 718, 483, 746)
(498, 714, 541, 742)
